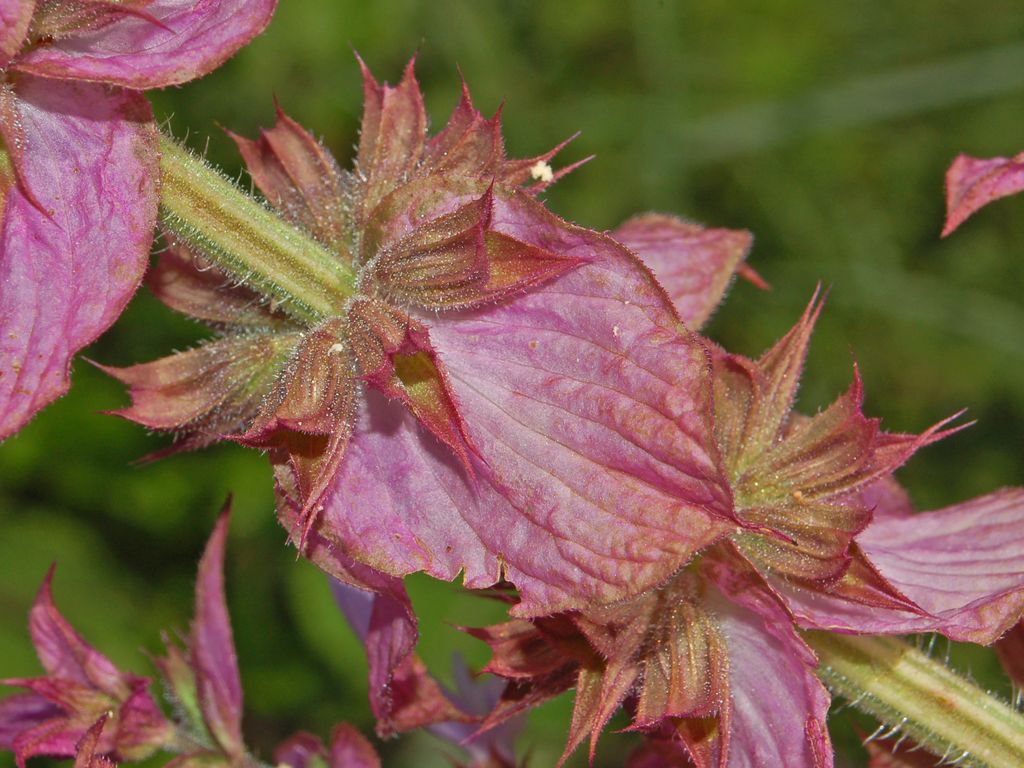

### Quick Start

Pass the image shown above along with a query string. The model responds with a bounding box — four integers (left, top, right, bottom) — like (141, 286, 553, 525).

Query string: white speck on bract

(530, 160, 554, 183)
(328, 343, 345, 355)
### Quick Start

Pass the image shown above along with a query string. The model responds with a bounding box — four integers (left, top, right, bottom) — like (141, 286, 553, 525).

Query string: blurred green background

(3, 2, 1024, 766)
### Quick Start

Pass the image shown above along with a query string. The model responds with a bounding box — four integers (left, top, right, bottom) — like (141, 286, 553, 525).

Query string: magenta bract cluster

(95, 58, 1024, 767)
(1, 21, 1024, 766)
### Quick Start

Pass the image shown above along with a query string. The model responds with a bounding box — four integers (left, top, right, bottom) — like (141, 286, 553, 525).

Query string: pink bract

(942, 151, 1024, 236)
(612, 213, 762, 330)
(9, 0, 278, 89)
(776, 488, 1024, 644)
(457, 288, 1024, 767)
(0, 0, 278, 440)
(0, 77, 158, 440)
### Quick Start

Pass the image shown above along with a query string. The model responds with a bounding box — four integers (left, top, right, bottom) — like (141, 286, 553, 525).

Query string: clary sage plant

(1, 3, 1023, 767)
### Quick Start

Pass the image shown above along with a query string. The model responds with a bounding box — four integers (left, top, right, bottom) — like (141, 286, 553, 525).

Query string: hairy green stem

(808, 632, 1024, 767)
(158, 134, 356, 325)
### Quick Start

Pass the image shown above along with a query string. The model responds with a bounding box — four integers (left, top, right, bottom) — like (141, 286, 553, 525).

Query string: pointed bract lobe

(12, 0, 279, 89)
(0, 76, 158, 441)
(190, 505, 244, 760)
(355, 55, 582, 218)
(73, 716, 116, 768)
(229, 106, 348, 253)
(942, 151, 1024, 236)
(369, 185, 582, 311)
(712, 292, 958, 595)
(356, 57, 426, 220)
(146, 238, 296, 329)
(346, 297, 477, 475)
(612, 214, 759, 331)
(101, 333, 297, 449)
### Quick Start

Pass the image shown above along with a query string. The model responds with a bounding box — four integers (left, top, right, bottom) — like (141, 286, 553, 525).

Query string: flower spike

(110, 58, 736, 617)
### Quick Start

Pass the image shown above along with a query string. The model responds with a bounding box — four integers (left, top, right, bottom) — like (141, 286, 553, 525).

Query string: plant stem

(808, 632, 1024, 768)
(158, 134, 356, 326)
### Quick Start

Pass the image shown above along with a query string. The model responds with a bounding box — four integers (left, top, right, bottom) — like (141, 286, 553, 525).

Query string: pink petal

(0, 694, 62, 750)
(13, 0, 277, 89)
(0, 0, 31, 67)
(355, 56, 426, 219)
(310, 194, 733, 616)
(706, 566, 833, 768)
(329, 572, 417, 734)
(273, 732, 326, 768)
(0, 76, 157, 440)
(27, 568, 127, 697)
(191, 504, 244, 759)
(612, 214, 755, 330)
(942, 151, 1024, 236)
(777, 489, 1024, 644)
(328, 571, 470, 737)
(328, 724, 380, 768)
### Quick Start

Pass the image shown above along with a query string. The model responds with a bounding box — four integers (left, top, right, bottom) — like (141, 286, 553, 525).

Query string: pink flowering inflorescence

(0, 10, 1023, 766)
(0, 505, 388, 768)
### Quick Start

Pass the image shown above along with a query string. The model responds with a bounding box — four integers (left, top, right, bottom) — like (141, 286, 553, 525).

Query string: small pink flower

(0, 0, 277, 440)
(274, 725, 380, 768)
(0, 568, 172, 766)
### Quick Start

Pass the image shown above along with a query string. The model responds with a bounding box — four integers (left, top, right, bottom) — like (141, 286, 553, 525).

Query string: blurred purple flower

(274, 725, 380, 768)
